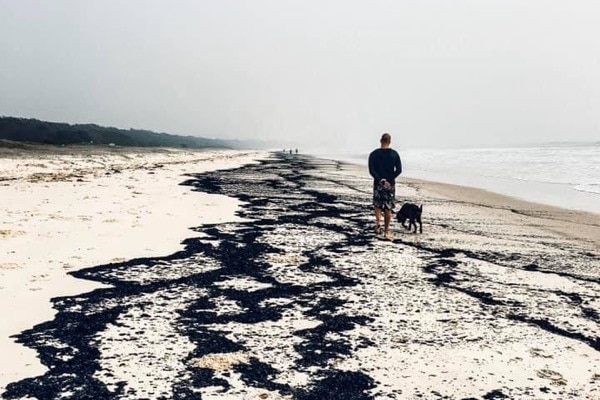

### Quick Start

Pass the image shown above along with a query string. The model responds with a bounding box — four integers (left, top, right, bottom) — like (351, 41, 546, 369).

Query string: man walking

(368, 133, 402, 240)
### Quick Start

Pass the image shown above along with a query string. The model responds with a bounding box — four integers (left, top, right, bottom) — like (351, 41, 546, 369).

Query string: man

(368, 133, 402, 240)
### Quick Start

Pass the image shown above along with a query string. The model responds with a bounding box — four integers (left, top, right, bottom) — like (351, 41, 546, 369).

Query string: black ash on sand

(3, 154, 600, 399)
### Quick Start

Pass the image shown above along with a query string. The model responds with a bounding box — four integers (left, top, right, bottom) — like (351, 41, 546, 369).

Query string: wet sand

(405, 176, 600, 248)
(1, 152, 599, 399)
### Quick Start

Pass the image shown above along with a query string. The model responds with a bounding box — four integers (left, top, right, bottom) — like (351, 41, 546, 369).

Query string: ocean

(314, 144, 600, 214)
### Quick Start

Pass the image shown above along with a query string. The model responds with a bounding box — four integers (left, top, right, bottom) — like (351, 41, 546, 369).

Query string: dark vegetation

(0, 116, 268, 149)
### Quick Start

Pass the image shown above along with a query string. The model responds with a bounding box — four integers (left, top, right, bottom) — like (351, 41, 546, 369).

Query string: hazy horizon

(1, 1, 599, 152)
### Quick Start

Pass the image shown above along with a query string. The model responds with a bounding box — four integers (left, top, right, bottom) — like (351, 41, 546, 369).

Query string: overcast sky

(1, 0, 599, 150)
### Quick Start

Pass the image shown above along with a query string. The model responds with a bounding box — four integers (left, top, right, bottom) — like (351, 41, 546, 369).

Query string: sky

(0, 0, 599, 151)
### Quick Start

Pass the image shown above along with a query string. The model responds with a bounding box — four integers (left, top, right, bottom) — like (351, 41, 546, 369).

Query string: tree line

(0, 117, 265, 149)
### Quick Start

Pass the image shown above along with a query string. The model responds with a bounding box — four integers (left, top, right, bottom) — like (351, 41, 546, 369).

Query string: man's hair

(380, 133, 391, 144)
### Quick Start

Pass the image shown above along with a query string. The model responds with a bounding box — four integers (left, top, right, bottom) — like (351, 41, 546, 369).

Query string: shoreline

(314, 153, 600, 215)
(405, 176, 600, 248)
(328, 158, 599, 250)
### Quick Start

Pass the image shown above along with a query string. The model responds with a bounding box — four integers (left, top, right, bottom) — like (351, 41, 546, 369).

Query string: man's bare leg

(374, 207, 382, 233)
(384, 209, 393, 239)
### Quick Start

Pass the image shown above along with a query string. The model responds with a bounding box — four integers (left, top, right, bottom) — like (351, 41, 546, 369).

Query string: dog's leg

(418, 216, 422, 233)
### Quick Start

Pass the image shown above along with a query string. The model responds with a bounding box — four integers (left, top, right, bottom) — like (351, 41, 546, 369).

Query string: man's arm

(368, 152, 381, 181)
(393, 152, 402, 178)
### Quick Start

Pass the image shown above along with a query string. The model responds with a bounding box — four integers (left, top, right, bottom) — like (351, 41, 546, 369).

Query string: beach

(320, 144, 600, 215)
(0, 146, 265, 393)
(1, 150, 599, 399)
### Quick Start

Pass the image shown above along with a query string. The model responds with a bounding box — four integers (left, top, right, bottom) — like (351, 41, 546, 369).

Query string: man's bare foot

(384, 230, 394, 240)
(374, 224, 381, 234)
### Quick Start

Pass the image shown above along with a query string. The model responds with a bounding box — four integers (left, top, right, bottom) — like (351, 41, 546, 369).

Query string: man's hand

(380, 179, 391, 189)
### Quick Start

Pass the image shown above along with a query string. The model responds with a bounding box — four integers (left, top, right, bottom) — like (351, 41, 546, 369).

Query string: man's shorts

(373, 183, 395, 211)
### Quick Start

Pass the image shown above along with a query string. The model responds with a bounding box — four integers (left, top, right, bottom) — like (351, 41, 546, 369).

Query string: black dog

(396, 203, 423, 233)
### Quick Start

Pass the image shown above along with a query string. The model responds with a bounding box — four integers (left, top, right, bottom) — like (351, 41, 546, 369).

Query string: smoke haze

(1, 0, 599, 151)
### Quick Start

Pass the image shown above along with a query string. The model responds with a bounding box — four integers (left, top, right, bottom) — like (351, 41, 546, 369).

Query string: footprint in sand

(30, 274, 51, 282)
(0, 229, 26, 239)
(0, 263, 22, 270)
(266, 253, 307, 265)
(189, 352, 249, 371)
(536, 369, 567, 386)
(244, 390, 292, 400)
(530, 347, 553, 359)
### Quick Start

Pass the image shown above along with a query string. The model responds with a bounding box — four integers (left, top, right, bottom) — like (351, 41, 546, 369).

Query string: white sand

(2, 152, 598, 398)
(0, 147, 267, 392)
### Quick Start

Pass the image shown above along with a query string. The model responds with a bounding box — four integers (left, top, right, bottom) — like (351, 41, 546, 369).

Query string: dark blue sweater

(368, 148, 402, 187)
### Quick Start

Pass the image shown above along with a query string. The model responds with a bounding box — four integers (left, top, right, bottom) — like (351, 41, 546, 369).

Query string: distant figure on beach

(368, 133, 402, 240)
(289, 149, 292, 155)
(295, 148, 298, 154)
